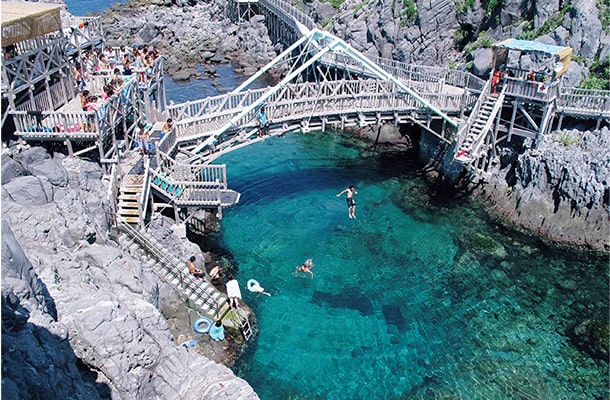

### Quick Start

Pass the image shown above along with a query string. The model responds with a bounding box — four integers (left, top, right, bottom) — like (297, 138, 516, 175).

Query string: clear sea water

(64, 0, 129, 16)
(214, 132, 608, 399)
(76, 2, 609, 398)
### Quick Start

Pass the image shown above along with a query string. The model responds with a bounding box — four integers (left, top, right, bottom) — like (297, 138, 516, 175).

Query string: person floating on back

(248, 279, 272, 296)
(294, 258, 314, 278)
(336, 185, 358, 218)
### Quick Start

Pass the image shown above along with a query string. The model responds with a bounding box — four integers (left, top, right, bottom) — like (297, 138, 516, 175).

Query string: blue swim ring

(193, 317, 213, 334)
(247, 279, 260, 292)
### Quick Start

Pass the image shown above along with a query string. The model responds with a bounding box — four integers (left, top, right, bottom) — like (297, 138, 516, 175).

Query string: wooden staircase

(117, 175, 144, 226)
(455, 91, 505, 163)
(117, 220, 232, 320)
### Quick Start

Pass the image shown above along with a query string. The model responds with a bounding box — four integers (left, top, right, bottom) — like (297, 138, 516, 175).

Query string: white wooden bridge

(2, 0, 608, 342)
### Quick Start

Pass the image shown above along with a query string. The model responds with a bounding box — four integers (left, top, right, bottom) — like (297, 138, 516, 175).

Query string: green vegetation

(320, 0, 346, 10)
(481, 0, 500, 17)
(455, 0, 475, 13)
(599, 0, 610, 33)
(553, 131, 579, 146)
(579, 57, 610, 90)
(449, 60, 458, 69)
(354, 1, 367, 16)
(517, 5, 571, 40)
(463, 32, 494, 53)
(399, 0, 417, 25)
(321, 17, 333, 30)
(454, 26, 469, 46)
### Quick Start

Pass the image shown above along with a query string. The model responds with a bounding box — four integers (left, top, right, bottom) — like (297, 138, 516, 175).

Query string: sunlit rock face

(1, 146, 259, 400)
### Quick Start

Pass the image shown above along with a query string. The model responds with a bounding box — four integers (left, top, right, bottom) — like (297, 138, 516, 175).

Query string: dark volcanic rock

(474, 127, 610, 250)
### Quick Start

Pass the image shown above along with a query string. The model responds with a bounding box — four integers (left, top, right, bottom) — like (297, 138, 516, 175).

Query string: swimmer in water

(294, 258, 314, 278)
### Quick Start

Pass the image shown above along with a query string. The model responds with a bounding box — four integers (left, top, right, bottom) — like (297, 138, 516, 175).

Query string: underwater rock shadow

(311, 289, 375, 316)
(382, 304, 407, 333)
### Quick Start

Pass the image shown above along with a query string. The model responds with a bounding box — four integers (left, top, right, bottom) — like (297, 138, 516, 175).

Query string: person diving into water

(336, 185, 358, 218)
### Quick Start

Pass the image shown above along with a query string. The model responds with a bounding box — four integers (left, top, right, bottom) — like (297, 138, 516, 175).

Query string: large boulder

(1, 154, 27, 184)
(473, 127, 610, 250)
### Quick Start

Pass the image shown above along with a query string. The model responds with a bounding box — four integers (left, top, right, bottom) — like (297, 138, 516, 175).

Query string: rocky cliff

(473, 127, 610, 251)
(1, 146, 258, 400)
(326, 0, 608, 83)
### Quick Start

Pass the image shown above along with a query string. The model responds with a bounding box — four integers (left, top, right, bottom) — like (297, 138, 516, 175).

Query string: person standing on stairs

(138, 123, 151, 157)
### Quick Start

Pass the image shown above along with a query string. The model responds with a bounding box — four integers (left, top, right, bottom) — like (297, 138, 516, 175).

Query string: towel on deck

(226, 279, 242, 299)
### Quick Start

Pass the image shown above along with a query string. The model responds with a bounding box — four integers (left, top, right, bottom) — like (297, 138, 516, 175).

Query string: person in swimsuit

(187, 256, 205, 279)
(336, 185, 358, 218)
(294, 258, 314, 278)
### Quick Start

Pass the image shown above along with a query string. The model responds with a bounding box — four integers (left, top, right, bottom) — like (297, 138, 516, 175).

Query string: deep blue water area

(64, 0, 129, 16)
(215, 132, 608, 399)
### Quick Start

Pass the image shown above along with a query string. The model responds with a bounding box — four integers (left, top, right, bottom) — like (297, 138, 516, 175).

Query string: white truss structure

(190, 28, 458, 153)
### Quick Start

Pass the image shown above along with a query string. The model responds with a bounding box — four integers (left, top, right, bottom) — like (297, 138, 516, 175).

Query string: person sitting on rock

(209, 320, 225, 341)
(188, 256, 204, 279)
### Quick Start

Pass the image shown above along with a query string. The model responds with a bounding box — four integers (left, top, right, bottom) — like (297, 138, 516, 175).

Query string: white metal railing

(167, 79, 465, 141)
(149, 168, 227, 207)
(502, 77, 559, 101)
(557, 87, 610, 117)
(455, 78, 493, 152)
(260, 0, 316, 32)
(116, 219, 223, 315)
(10, 75, 139, 139)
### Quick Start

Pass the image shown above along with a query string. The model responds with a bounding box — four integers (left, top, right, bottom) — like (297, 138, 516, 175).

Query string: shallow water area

(215, 133, 609, 399)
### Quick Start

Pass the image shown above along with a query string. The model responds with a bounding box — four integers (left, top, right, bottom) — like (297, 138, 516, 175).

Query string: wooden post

(173, 205, 180, 224)
(65, 138, 74, 156)
(508, 100, 518, 142)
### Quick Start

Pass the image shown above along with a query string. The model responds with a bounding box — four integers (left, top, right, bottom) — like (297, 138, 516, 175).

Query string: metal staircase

(227, 307, 253, 341)
(455, 87, 506, 164)
(117, 219, 231, 320)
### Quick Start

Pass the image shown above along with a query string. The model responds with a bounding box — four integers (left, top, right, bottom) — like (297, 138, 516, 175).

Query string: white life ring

(247, 279, 261, 292)
(193, 317, 213, 334)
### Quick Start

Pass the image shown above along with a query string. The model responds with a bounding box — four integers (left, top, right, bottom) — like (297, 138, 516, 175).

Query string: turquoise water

(214, 132, 609, 399)
(66, 0, 609, 398)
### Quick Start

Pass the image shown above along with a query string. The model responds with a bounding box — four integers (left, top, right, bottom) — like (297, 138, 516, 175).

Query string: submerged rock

(569, 319, 610, 361)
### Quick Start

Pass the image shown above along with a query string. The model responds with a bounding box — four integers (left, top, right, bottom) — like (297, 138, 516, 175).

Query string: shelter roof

(493, 38, 570, 56)
(1, 1, 63, 47)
